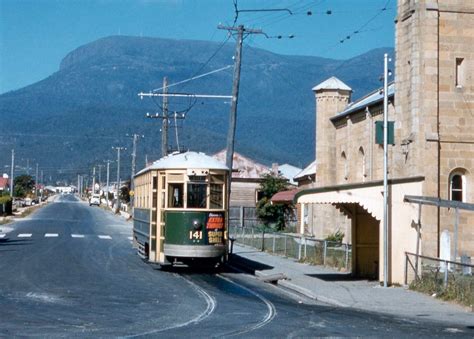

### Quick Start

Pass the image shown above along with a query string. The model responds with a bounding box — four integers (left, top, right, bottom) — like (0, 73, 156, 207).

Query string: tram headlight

(192, 220, 202, 230)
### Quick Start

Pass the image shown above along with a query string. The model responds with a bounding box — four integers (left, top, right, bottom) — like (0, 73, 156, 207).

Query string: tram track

(134, 269, 278, 338)
(125, 273, 216, 338)
(215, 273, 277, 337)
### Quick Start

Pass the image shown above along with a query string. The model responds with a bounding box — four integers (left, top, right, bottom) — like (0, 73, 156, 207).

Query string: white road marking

(18, 233, 32, 238)
(98, 235, 112, 240)
(44, 233, 59, 238)
(0, 234, 6, 239)
(71, 234, 85, 238)
(128, 236, 133, 241)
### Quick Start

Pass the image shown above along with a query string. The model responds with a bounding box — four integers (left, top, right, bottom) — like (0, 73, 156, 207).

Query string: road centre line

(18, 233, 32, 238)
(71, 234, 85, 238)
(0, 234, 6, 238)
(44, 233, 59, 237)
(98, 235, 112, 240)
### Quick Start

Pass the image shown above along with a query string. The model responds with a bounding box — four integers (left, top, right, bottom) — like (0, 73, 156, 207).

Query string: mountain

(0, 35, 393, 182)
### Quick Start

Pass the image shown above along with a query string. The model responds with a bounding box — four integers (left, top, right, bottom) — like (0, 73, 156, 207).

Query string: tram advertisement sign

(206, 213, 224, 229)
(207, 212, 224, 244)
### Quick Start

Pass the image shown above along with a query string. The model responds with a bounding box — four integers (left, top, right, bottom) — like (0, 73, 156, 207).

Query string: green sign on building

(375, 120, 395, 145)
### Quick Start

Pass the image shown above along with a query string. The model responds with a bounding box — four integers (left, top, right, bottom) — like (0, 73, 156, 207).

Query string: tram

(133, 151, 229, 266)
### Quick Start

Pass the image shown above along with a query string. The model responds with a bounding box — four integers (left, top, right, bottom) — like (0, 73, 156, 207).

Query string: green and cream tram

(133, 151, 229, 266)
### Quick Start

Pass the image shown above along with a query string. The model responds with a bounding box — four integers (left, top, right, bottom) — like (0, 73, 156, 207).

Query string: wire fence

(229, 225, 352, 270)
(228, 206, 298, 232)
(405, 252, 473, 306)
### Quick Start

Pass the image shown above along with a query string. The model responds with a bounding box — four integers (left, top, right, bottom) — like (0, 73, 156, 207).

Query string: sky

(0, 0, 396, 94)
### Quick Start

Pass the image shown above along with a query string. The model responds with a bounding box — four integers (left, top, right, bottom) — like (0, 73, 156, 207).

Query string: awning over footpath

(271, 189, 300, 204)
(293, 176, 425, 284)
(294, 177, 425, 221)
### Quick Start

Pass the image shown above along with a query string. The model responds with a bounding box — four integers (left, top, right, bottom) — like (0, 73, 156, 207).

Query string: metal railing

(229, 225, 352, 270)
(405, 252, 473, 306)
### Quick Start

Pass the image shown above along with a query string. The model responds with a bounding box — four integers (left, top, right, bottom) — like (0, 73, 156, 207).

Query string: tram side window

(168, 183, 184, 208)
(187, 183, 207, 208)
(210, 184, 223, 209)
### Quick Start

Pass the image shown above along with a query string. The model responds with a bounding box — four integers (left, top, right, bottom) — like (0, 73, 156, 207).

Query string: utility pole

(162, 77, 169, 157)
(35, 163, 39, 197)
(10, 149, 14, 197)
(139, 88, 230, 157)
(97, 164, 104, 191)
(113, 147, 126, 213)
(130, 133, 143, 208)
(383, 53, 389, 288)
(40, 170, 43, 199)
(106, 160, 111, 208)
(92, 166, 96, 194)
(217, 24, 264, 185)
(26, 158, 30, 175)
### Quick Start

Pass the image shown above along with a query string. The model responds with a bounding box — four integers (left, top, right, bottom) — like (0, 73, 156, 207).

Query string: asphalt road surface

(0, 194, 472, 337)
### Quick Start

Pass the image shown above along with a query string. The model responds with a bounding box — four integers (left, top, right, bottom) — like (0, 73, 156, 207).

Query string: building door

(354, 205, 379, 279)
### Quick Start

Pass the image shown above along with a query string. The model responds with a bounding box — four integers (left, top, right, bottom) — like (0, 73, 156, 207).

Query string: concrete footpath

(230, 243, 474, 327)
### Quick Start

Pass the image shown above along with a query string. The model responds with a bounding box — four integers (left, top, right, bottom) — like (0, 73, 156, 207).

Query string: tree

(256, 173, 292, 231)
(13, 175, 35, 198)
(120, 183, 130, 204)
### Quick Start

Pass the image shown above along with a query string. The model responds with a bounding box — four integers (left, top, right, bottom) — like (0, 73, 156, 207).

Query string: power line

(151, 65, 233, 92)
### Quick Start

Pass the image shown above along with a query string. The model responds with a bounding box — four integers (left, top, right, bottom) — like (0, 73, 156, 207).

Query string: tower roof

(312, 76, 352, 92)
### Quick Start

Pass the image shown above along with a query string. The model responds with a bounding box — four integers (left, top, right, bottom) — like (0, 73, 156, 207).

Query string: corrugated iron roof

(271, 188, 300, 203)
(294, 160, 316, 180)
(213, 150, 269, 179)
(331, 82, 395, 122)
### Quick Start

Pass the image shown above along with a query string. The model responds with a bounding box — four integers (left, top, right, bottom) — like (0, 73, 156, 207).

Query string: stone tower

(313, 77, 352, 187)
(395, 0, 474, 257)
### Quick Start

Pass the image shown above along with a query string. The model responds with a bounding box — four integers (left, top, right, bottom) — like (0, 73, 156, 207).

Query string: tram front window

(168, 183, 184, 208)
(187, 183, 207, 208)
(210, 184, 223, 209)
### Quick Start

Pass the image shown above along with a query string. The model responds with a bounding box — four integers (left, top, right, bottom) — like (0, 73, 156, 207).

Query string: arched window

(449, 169, 467, 202)
(358, 147, 366, 180)
(341, 151, 348, 180)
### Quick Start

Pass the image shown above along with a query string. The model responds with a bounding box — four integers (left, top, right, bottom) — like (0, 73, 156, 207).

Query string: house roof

(331, 82, 395, 122)
(294, 160, 316, 181)
(312, 76, 352, 92)
(278, 164, 302, 185)
(271, 188, 300, 203)
(136, 151, 228, 176)
(213, 150, 269, 179)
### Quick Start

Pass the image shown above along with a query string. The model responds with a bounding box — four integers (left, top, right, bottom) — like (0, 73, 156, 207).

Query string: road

(0, 194, 471, 337)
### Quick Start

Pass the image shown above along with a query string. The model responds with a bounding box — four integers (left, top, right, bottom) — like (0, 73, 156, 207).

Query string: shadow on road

(228, 254, 274, 274)
(305, 273, 369, 282)
(0, 239, 33, 247)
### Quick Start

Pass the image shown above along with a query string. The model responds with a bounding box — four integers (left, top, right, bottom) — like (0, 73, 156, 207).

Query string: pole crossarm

(138, 92, 232, 99)
(217, 24, 263, 34)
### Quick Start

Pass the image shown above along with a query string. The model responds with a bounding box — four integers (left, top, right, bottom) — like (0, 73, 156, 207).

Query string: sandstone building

(296, 0, 474, 284)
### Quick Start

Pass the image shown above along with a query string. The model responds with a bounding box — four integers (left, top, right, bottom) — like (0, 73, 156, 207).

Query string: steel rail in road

(216, 273, 277, 336)
(125, 273, 216, 338)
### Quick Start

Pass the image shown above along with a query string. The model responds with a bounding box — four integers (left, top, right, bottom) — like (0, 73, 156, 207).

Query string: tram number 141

(189, 230, 203, 240)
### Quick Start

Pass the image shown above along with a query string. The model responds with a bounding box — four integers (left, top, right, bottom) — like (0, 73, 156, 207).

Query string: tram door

(149, 172, 166, 263)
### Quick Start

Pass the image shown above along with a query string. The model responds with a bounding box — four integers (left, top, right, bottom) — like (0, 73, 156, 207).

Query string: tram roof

(136, 151, 229, 176)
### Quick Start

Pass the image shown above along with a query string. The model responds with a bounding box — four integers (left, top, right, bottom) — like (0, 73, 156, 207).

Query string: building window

(341, 151, 348, 180)
(455, 58, 464, 87)
(449, 170, 466, 202)
(358, 147, 366, 180)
